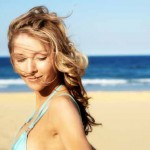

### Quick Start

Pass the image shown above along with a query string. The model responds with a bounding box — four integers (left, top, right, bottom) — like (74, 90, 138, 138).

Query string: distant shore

(0, 91, 150, 150)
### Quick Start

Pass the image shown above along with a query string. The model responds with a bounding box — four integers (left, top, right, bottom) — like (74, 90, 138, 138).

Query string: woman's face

(12, 33, 56, 91)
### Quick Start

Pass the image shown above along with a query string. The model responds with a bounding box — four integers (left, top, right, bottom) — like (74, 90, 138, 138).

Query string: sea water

(0, 56, 150, 92)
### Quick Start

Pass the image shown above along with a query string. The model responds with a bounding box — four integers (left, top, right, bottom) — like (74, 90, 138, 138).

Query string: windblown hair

(8, 6, 101, 135)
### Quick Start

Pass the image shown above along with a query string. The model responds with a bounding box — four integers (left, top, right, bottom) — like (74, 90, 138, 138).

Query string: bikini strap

(57, 93, 81, 116)
(26, 84, 63, 133)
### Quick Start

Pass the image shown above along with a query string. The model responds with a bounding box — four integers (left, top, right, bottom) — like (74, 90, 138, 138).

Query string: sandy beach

(0, 91, 150, 150)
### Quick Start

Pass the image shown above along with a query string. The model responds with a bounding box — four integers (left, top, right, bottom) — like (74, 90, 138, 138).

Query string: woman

(8, 6, 99, 150)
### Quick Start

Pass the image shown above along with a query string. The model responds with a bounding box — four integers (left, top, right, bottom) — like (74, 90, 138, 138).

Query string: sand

(0, 91, 150, 150)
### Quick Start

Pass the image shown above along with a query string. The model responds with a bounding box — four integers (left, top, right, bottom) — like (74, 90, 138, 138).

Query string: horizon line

(1, 54, 150, 58)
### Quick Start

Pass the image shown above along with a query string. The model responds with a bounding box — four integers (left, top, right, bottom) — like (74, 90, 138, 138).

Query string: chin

(23, 80, 46, 92)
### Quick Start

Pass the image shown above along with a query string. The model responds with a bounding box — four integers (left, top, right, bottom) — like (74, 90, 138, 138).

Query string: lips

(27, 76, 42, 81)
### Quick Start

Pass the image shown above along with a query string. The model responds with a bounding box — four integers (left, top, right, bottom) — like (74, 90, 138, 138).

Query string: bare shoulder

(46, 93, 91, 149)
(46, 92, 85, 135)
(48, 93, 82, 124)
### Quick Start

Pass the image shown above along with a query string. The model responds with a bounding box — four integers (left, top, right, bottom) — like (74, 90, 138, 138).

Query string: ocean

(1, 56, 150, 92)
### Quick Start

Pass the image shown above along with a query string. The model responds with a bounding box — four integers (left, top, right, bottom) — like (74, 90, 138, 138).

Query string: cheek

(36, 61, 54, 74)
(13, 63, 26, 73)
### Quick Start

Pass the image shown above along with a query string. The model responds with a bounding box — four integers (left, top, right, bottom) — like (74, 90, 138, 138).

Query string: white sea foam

(82, 79, 128, 86)
(0, 78, 150, 87)
(0, 79, 25, 85)
(133, 79, 150, 84)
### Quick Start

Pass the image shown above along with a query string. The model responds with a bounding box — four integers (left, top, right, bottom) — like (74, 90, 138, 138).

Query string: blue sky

(0, 0, 150, 56)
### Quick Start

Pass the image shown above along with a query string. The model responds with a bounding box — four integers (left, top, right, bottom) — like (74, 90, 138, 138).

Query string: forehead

(13, 34, 47, 54)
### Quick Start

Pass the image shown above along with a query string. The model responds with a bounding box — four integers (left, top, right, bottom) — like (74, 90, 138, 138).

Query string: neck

(34, 80, 61, 111)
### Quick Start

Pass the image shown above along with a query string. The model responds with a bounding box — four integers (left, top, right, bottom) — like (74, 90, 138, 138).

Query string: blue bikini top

(12, 85, 80, 150)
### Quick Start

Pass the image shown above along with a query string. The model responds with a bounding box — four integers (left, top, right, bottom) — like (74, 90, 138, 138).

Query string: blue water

(1, 56, 150, 92)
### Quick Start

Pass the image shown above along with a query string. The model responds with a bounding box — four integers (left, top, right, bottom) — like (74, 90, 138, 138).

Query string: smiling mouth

(27, 76, 42, 81)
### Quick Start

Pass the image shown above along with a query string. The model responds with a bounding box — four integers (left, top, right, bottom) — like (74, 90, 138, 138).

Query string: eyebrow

(12, 53, 24, 57)
(35, 52, 48, 55)
(13, 51, 48, 56)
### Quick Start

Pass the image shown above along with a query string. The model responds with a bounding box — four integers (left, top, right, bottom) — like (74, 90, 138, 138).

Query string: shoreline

(1, 88, 150, 93)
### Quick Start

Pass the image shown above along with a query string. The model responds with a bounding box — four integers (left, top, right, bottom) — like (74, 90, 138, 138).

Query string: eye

(16, 58, 26, 62)
(37, 57, 47, 61)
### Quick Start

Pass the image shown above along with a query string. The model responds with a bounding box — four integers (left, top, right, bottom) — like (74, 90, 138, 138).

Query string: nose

(26, 59, 37, 75)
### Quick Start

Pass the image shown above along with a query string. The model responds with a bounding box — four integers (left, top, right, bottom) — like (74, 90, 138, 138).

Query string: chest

(15, 112, 65, 150)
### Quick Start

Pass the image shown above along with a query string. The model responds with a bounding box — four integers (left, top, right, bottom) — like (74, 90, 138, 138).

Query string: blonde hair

(8, 6, 100, 135)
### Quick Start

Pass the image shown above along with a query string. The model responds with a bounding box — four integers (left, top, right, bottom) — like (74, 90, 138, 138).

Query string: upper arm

(49, 95, 91, 150)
